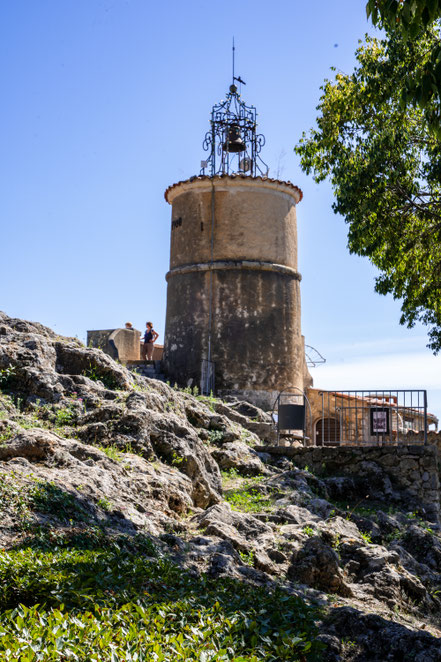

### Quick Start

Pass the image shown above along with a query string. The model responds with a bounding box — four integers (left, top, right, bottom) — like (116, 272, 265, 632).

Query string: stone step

(127, 362, 165, 383)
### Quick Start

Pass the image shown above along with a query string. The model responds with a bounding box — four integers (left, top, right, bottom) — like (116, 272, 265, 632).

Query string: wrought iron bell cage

(201, 83, 268, 177)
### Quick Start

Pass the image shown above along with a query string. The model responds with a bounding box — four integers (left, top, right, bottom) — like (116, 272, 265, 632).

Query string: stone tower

(163, 80, 310, 409)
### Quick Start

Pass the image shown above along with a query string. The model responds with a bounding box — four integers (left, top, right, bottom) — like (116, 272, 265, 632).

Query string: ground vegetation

(1, 311, 441, 659)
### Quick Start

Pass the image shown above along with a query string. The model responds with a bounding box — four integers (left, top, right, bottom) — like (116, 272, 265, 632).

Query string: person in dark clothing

(141, 322, 159, 361)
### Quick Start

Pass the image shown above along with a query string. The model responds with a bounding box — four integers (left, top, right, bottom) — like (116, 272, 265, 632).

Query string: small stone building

(306, 388, 438, 446)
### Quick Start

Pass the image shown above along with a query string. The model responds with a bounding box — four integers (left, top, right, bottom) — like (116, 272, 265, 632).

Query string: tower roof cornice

(164, 174, 303, 205)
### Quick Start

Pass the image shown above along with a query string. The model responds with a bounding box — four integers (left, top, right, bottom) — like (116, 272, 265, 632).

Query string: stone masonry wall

(163, 176, 310, 409)
(265, 445, 440, 522)
(405, 430, 441, 455)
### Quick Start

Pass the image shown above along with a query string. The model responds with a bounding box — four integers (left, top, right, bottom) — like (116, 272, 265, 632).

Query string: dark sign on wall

(370, 407, 390, 436)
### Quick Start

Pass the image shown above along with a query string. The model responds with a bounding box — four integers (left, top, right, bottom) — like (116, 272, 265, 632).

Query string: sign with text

(370, 407, 390, 436)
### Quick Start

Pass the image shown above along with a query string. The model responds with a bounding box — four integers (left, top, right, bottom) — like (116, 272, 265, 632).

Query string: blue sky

(1, 0, 440, 419)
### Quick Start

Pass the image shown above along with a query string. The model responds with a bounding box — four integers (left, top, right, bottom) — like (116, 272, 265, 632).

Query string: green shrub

(208, 429, 225, 445)
(96, 444, 123, 461)
(239, 549, 255, 566)
(303, 526, 315, 537)
(171, 451, 183, 466)
(97, 497, 113, 512)
(54, 406, 75, 427)
(196, 391, 218, 412)
(0, 366, 16, 390)
(221, 467, 240, 480)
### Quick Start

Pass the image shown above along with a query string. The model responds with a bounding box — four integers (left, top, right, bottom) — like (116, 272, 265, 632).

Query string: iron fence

(315, 390, 429, 446)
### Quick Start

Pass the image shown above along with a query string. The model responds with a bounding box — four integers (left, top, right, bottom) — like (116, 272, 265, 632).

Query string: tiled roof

(164, 174, 303, 203)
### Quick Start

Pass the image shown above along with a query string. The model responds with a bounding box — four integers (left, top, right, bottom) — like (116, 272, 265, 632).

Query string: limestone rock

(0, 312, 224, 509)
(192, 502, 273, 552)
(322, 606, 441, 661)
(288, 536, 353, 597)
(277, 504, 320, 526)
(212, 400, 275, 443)
(210, 441, 268, 476)
(0, 427, 196, 546)
(400, 523, 441, 570)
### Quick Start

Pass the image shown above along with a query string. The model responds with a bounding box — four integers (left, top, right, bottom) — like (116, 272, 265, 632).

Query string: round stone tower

(163, 80, 310, 409)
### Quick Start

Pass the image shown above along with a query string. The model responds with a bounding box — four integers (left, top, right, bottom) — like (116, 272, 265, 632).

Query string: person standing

(141, 322, 159, 361)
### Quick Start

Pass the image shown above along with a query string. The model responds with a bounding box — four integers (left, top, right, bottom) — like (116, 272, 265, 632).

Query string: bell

(222, 123, 246, 153)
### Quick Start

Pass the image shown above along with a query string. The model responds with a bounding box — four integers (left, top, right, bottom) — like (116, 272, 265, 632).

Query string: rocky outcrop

(1, 310, 441, 660)
(0, 312, 225, 508)
(321, 607, 441, 661)
(0, 426, 195, 546)
(193, 502, 274, 553)
(288, 536, 353, 597)
(267, 445, 441, 523)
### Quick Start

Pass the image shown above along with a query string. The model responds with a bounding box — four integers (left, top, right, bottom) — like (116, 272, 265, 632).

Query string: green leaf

(295, 27, 441, 352)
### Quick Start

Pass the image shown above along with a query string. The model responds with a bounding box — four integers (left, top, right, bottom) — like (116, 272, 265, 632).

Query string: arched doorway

(315, 418, 340, 446)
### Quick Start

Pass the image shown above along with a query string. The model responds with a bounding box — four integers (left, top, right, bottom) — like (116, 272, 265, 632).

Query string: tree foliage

(367, 0, 441, 32)
(295, 29, 441, 351)
(366, 0, 441, 133)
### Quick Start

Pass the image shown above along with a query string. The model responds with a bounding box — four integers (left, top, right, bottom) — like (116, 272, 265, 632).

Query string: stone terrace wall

(87, 329, 141, 363)
(406, 430, 441, 454)
(266, 445, 440, 522)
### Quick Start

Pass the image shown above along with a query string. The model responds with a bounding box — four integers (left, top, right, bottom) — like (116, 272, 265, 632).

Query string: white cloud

(311, 352, 441, 390)
(322, 335, 430, 360)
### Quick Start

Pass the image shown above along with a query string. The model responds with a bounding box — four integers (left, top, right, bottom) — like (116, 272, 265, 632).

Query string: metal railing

(271, 387, 312, 446)
(315, 390, 428, 446)
(200, 358, 215, 396)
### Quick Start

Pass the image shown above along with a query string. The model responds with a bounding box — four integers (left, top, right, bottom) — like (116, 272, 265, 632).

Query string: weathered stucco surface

(163, 176, 310, 407)
(87, 328, 141, 362)
(167, 178, 300, 269)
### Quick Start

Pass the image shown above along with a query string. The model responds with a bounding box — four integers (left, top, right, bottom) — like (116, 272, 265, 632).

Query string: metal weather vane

(200, 40, 268, 178)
